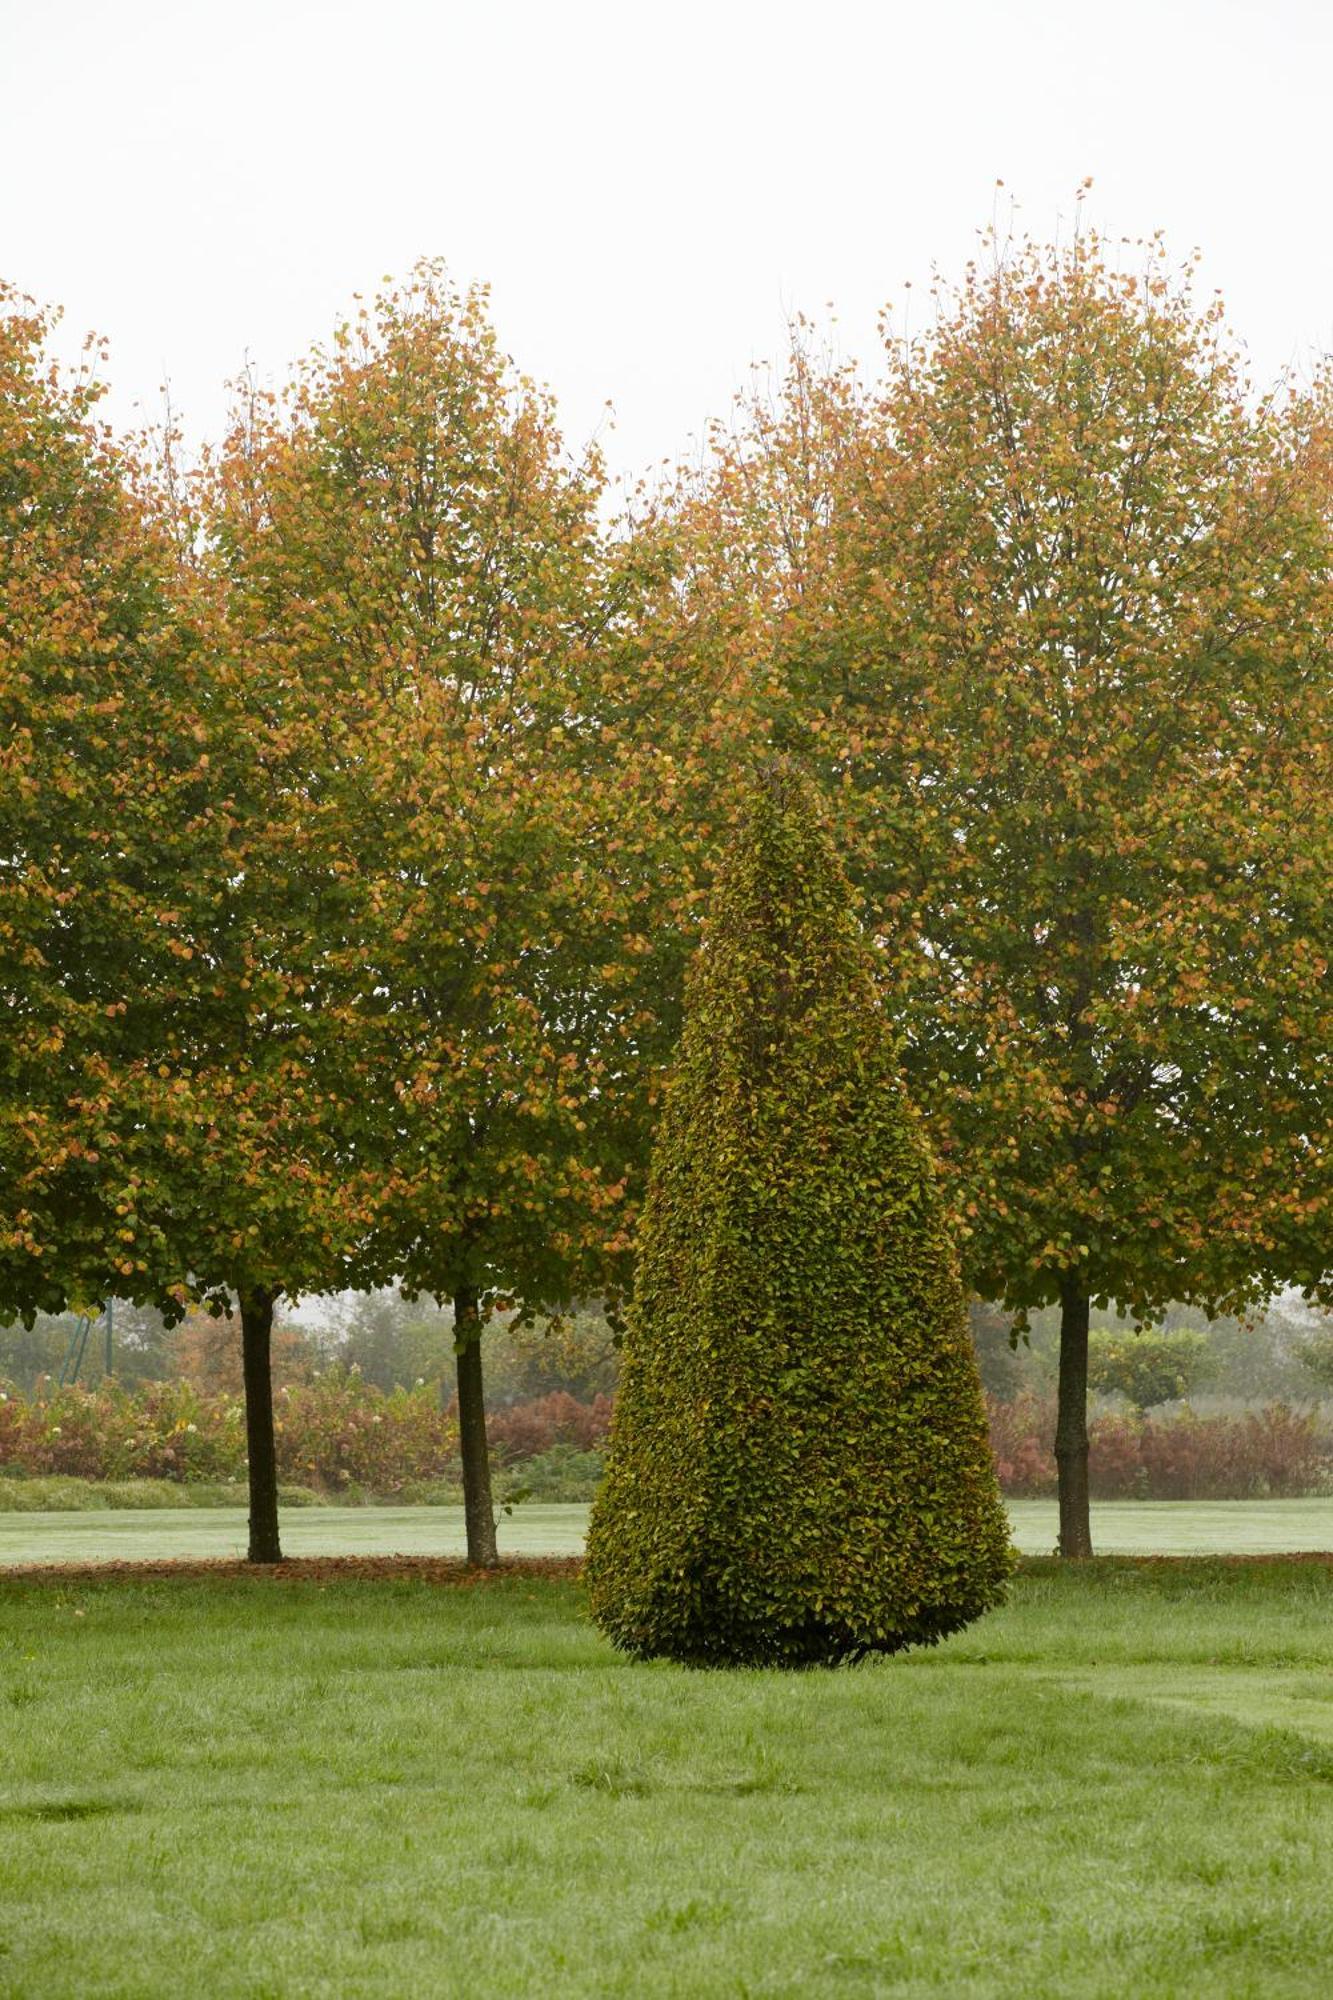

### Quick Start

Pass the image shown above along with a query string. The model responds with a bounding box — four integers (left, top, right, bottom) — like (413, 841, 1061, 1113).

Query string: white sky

(4, 0, 1331, 491)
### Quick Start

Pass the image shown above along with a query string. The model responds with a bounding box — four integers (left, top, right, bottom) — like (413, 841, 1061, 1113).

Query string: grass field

(0, 1495, 1330, 1567)
(2, 1558, 1332, 1998)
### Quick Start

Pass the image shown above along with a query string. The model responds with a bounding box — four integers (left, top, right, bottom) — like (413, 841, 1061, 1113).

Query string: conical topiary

(585, 765, 1013, 1666)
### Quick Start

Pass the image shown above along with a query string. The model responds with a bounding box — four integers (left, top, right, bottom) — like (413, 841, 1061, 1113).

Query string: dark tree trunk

(1055, 1279, 1093, 1558)
(239, 1286, 282, 1564)
(454, 1284, 498, 1568)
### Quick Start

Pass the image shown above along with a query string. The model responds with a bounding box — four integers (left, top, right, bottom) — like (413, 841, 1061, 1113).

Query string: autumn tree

(0, 286, 209, 1333)
(1, 281, 389, 1562)
(714, 228, 1333, 1556)
(125, 658, 390, 1562)
(586, 766, 1011, 1666)
(167, 1305, 318, 1397)
(209, 267, 661, 1564)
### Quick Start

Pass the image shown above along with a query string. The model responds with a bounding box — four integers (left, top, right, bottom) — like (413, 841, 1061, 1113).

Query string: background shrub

(2, 1377, 1326, 1503)
(985, 1395, 1331, 1499)
(1087, 1328, 1212, 1411)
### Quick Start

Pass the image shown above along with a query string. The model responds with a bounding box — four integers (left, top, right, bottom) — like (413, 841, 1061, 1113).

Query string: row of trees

(1, 270, 675, 1561)
(4, 223, 1331, 1560)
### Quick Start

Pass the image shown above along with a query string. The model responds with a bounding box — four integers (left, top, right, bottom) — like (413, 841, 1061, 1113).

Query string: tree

(209, 266, 656, 1564)
(0, 286, 235, 1354)
(328, 1290, 452, 1395)
(1295, 1319, 1333, 1394)
(585, 766, 1012, 1667)
(968, 1301, 1027, 1401)
(1, 280, 406, 1562)
(483, 1308, 620, 1406)
(686, 225, 1333, 1556)
(167, 1305, 318, 1397)
(0, 1300, 177, 1395)
(1087, 1327, 1210, 1411)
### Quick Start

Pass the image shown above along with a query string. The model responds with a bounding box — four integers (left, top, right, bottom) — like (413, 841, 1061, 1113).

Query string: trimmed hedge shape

(585, 766, 1013, 1665)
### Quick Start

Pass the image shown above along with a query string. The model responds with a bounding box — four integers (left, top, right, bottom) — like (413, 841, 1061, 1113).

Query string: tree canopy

(0, 287, 216, 1328)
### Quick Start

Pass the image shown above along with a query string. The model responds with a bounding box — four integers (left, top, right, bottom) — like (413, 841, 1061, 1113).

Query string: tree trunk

(1055, 1279, 1093, 1558)
(240, 1286, 282, 1564)
(454, 1284, 499, 1568)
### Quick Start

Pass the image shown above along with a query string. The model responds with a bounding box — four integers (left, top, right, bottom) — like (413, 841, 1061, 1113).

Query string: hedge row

(988, 1393, 1332, 1500)
(0, 1377, 612, 1494)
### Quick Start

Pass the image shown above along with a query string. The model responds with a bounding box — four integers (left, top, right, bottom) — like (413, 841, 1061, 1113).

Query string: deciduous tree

(772, 230, 1333, 1554)
(0, 286, 210, 1331)
(671, 227, 1333, 1556)
(209, 267, 659, 1563)
(1087, 1327, 1210, 1412)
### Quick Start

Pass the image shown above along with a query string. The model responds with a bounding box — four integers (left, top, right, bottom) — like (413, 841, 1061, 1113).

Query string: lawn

(0, 1495, 1330, 1567)
(2, 1559, 1332, 1998)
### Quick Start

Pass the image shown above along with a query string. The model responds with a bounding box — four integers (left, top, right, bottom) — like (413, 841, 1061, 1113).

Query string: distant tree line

(7, 1289, 1327, 1414)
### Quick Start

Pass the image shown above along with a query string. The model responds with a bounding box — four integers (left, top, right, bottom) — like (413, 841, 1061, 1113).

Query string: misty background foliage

(0, 1292, 621, 1408)
(4, 1290, 1329, 1414)
(968, 1296, 1333, 1410)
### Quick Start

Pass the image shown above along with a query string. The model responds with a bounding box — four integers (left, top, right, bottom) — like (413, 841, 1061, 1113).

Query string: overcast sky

(4, 0, 1330, 489)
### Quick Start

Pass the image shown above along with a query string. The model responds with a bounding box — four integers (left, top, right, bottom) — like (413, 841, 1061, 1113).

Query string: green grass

(0, 1495, 1330, 1567)
(1, 1560, 1332, 1997)
(0, 1477, 329, 1513)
